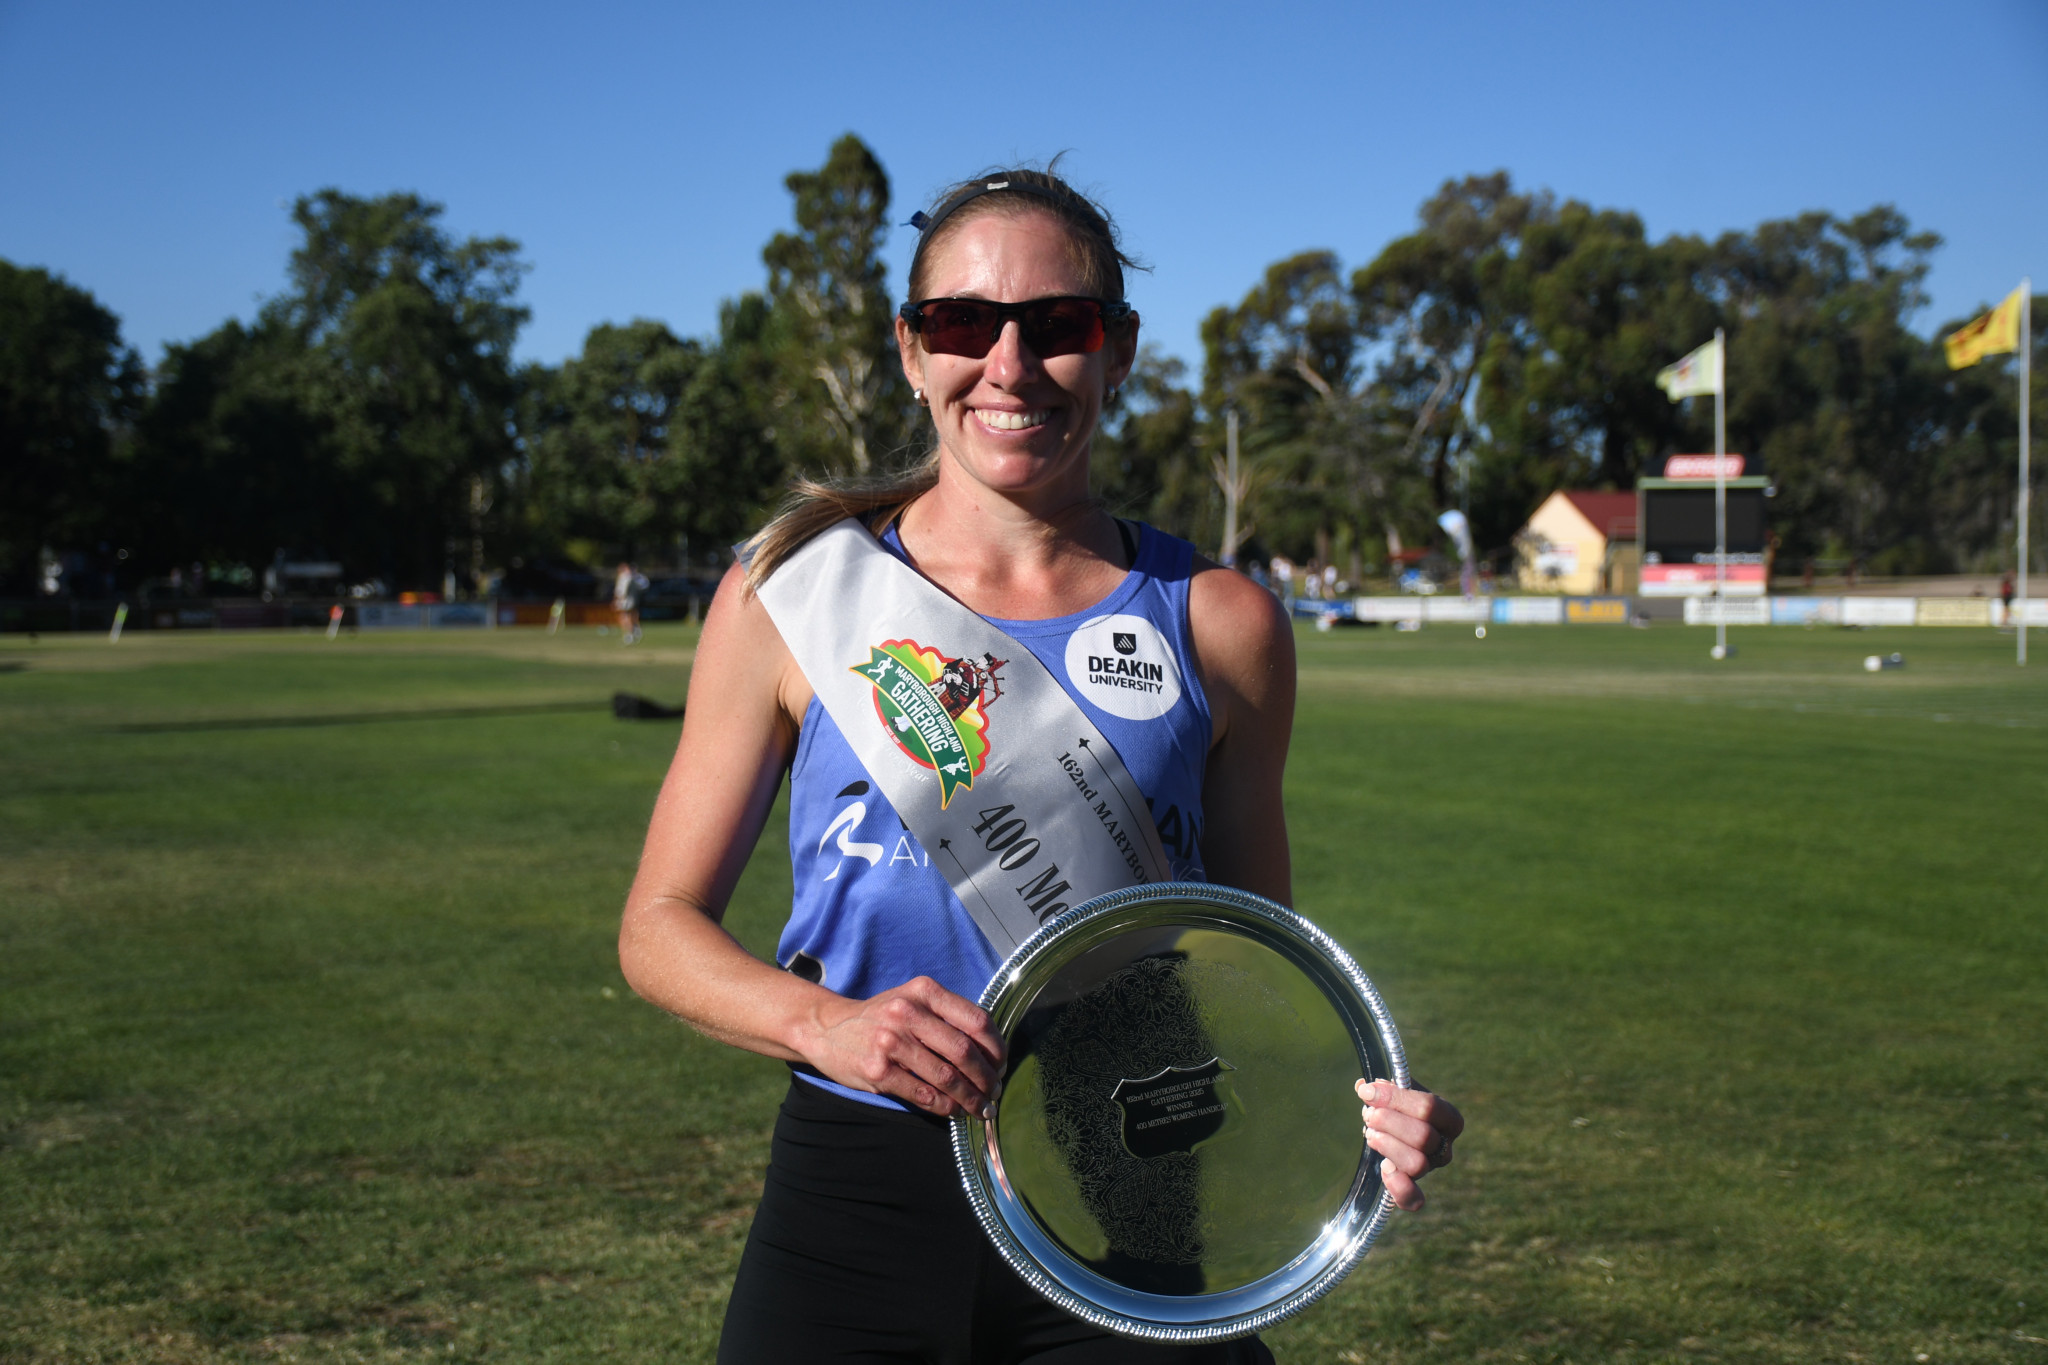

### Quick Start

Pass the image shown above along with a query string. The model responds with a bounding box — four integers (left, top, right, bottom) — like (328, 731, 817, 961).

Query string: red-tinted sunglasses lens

(917, 298, 1108, 360)
(917, 301, 1000, 357)
(1023, 299, 1107, 358)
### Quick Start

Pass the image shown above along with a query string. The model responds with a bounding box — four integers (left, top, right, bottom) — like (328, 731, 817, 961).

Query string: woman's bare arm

(617, 564, 1004, 1117)
(1189, 564, 1463, 1210)
(1187, 559, 1296, 903)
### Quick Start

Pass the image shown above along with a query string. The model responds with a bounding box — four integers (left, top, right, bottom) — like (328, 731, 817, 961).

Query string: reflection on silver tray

(952, 883, 1407, 1343)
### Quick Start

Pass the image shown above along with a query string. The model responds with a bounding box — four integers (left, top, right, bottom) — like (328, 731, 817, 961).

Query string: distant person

(2001, 571, 2016, 624)
(613, 562, 647, 645)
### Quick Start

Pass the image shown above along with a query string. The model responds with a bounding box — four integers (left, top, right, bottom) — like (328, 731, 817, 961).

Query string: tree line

(3, 134, 2038, 599)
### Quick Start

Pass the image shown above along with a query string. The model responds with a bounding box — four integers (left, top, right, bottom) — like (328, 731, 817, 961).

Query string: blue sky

(2, 0, 2041, 377)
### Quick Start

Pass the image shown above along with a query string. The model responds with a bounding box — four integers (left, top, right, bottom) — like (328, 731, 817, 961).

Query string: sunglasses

(899, 296, 1134, 360)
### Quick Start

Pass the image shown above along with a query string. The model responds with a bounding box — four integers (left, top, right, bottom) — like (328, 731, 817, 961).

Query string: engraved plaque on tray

(952, 883, 1407, 1343)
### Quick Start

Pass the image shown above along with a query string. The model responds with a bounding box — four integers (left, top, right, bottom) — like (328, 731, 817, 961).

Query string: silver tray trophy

(953, 883, 1407, 1343)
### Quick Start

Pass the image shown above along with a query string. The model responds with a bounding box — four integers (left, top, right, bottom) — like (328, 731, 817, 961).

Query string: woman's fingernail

(1381, 1158, 1397, 1179)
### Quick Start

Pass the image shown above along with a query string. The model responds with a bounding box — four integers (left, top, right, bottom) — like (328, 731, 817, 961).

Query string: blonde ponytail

(743, 451, 941, 593)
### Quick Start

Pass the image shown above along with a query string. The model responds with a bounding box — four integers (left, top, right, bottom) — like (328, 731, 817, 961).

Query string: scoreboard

(1636, 454, 1771, 597)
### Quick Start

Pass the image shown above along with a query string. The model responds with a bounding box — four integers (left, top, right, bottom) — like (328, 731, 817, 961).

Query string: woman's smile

(972, 406, 1051, 432)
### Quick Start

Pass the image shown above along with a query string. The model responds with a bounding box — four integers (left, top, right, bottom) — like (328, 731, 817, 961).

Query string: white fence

(1342, 595, 2045, 627)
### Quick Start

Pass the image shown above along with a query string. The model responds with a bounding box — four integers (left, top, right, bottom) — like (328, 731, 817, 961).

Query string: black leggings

(717, 1078, 1275, 1364)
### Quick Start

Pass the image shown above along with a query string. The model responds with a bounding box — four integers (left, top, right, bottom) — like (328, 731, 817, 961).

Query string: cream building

(1515, 491, 1639, 595)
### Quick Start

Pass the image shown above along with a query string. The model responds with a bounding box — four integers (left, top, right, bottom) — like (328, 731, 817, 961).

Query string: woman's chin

(946, 429, 1083, 489)
(952, 450, 1085, 501)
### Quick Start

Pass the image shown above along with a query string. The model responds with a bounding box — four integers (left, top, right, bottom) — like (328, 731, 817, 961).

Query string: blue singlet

(776, 521, 1214, 1108)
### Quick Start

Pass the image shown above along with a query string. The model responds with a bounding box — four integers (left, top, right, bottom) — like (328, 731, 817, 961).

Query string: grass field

(3, 621, 2044, 1364)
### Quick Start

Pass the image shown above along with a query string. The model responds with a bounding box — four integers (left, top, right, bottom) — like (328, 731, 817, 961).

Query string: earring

(914, 388, 926, 406)
(1107, 386, 1120, 403)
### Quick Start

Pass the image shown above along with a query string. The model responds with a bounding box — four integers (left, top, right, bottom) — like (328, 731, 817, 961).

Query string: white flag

(1436, 509, 1474, 563)
(1657, 337, 1723, 400)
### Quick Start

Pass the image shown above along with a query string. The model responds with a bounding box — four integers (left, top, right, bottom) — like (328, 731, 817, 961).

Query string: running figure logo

(818, 780, 884, 881)
(850, 638, 1005, 809)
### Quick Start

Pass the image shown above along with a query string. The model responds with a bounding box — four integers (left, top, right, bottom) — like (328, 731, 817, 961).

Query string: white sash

(751, 518, 1171, 955)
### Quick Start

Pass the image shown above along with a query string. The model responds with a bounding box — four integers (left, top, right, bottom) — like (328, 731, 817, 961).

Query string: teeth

(977, 409, 1049, 431)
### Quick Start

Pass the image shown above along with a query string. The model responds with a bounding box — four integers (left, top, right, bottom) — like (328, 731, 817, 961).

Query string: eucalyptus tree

(279, 190, 529, 587)
(1352, 173, 1547, 523)
(1457, 201, 1714, 553)
(0, 260, 143, 592)
(666, 292, 786, 552)
(1199, 250, 1365, 564)
(518, 320, 701, 558)
(134, 315, 339, 574)
(1093, 346, 1204, 536)
(1702, 206, 1948, 569)
(762, 135, 913, 476)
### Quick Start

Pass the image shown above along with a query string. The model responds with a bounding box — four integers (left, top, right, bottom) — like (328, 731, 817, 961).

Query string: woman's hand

(804, 976, 1007, 1119)
(1356, 1079, 1464, 1211)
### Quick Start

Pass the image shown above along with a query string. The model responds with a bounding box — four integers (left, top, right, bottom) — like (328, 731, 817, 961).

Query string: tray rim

(951, 881, 1409, 1342)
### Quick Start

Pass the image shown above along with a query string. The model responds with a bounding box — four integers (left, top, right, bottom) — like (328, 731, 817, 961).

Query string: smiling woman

(614, 164, 1460, 1362)
(742, 166, 1144, 586)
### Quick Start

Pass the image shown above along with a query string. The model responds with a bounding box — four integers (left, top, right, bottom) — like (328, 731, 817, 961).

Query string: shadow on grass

(110, 700, 611, 733)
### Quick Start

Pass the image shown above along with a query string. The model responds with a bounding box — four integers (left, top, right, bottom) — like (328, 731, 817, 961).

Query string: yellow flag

(1944, 286, 2024, 369)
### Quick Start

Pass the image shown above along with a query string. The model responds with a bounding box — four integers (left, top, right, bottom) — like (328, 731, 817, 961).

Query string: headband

(905, 177, 1062, 239)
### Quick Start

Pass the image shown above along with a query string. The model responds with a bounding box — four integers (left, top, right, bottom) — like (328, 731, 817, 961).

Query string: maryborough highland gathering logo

(851, 639, 1006, 808)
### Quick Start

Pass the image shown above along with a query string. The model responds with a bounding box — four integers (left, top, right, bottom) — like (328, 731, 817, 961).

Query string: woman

(618, 167, 1461, 1363)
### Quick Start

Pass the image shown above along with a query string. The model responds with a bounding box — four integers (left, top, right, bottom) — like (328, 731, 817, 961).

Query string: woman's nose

(982, 320, 1041, 384)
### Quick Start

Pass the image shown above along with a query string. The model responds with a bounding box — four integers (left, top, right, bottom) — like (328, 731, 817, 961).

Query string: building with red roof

(1515, 491, 1640, 594)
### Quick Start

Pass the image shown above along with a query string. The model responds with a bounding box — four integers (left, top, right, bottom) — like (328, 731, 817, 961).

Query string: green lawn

(2, 621, 2043, 1363)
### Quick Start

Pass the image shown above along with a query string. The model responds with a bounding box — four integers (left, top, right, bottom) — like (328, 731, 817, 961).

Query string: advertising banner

(360, 602, 495, 629)
(1839, 597, 1917, 627)
(151, 607, 218, 630)
(1352, 597, 1424, 622)
(1492, 597, 1564, 625)
(1769, 597, 1842, 625)
(356, 605, 425, 630)
(1660, 453, 1748, 480)
(1295, 598, 1356, 622)
(1915, 598, 1992, 627)
(215, 603, 290, 630)
(426, 603, 492, 628)
(1992, 600, 2048, 626)
(1639, 563, 1768, 597)
(1423, 597, 1490, 623)
(1563, 597, 1629, 624)
(1683, 597, 1771, 626)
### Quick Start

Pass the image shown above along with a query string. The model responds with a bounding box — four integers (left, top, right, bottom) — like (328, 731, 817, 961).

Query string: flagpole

(1714, 326, 1727, 659)
(2021, 280, 2031, 666)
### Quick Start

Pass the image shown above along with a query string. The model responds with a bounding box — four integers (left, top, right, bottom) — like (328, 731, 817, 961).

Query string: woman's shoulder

(1186, 551, 1291, 644)
(699, 562, 811, 723)
(1185, 550, 1295, 716)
